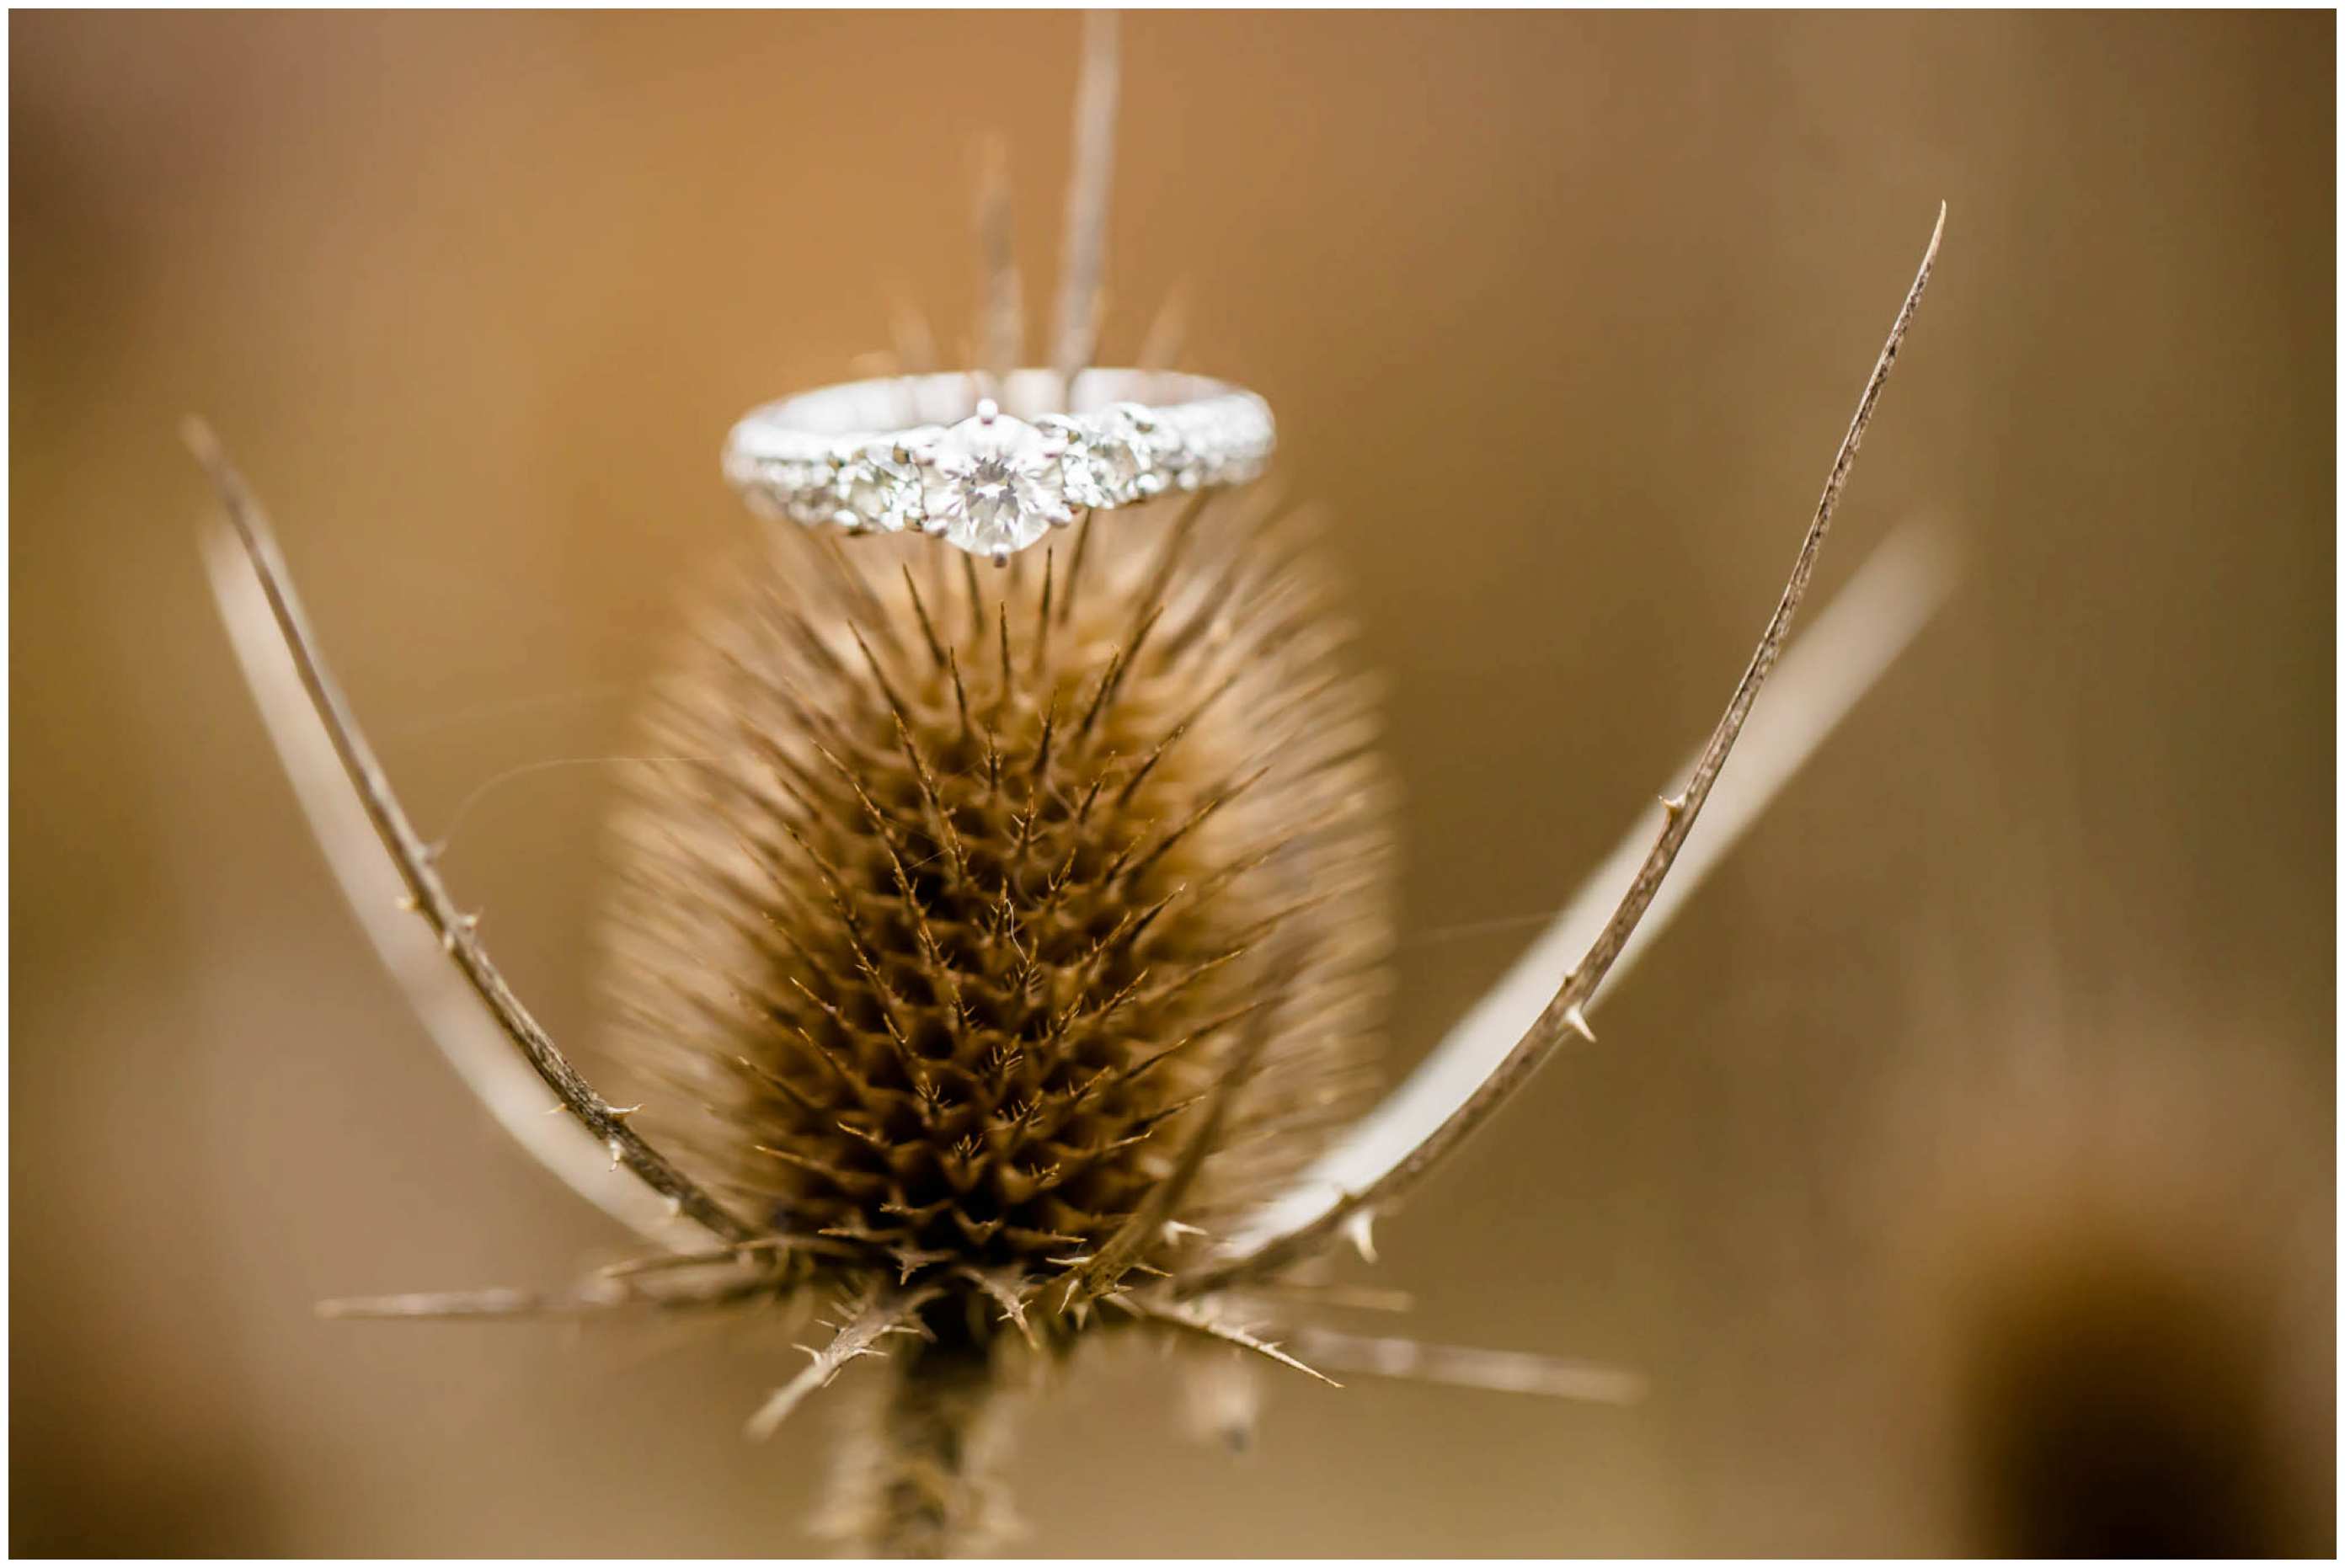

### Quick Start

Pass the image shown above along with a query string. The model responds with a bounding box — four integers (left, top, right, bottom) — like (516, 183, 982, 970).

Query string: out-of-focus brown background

(12, 10, 2333, 1556)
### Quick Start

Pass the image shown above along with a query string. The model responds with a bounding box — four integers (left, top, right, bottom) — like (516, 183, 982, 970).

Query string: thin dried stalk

(889, 295, 940, 376)
(318, 1262, 778, 1320)
(974, 134, 1023, 381)
(1134, 1299, 1340, 1388)
(1050, 9, 1119, 382)
(1290, 1328, 1648, 1405)
(1135, 281, 1188, 370)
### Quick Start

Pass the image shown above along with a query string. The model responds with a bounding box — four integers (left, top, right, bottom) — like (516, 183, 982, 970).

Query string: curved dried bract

(1184, 207, 1949, 1293)
(1210, 519, 1958, 1269)
(190, 423, 761, 1249)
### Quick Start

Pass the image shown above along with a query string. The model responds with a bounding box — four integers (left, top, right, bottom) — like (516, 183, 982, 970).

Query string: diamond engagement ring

(723, 369, 1274, 561)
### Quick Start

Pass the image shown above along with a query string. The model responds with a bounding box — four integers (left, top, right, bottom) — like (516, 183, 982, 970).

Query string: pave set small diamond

(724, 371, 1274, 560)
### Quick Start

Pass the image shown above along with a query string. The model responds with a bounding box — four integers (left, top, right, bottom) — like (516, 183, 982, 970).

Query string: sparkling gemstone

(836, 443, 922, 532)
(921, 412, 1071, 557)
(1145, 410, 1204, 491)
(777, 461, 837, 526)
(1051, 414, 1151, 509)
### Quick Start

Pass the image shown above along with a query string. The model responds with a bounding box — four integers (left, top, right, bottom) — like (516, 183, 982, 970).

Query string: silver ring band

(723, 369, 1274, 560)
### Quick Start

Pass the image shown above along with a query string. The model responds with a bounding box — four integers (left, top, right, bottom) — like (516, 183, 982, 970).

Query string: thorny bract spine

(193, 13, 1946, 1555)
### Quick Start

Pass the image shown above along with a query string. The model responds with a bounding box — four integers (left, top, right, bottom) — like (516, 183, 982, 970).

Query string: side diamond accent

(1049, 410, 1155, 509)
(837, 443, 924, 533)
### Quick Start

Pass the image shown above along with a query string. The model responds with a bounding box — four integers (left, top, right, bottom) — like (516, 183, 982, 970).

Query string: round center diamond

(921, 412, 1072, 558)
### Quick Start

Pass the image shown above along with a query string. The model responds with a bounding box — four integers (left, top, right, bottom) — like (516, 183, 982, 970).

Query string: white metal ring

(724, 369, 1274, 560)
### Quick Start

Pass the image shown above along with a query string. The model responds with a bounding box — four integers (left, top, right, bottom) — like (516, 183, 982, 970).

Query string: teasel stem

(824, 1299, 1015, 1559)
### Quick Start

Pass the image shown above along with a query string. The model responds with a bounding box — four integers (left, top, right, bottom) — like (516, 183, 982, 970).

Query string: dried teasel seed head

(193, 163, 1944, 1555)
(597, 496, 1392, 1326)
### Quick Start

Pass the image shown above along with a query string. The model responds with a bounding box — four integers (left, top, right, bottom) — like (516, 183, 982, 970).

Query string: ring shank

(729, 370, 1259, 458)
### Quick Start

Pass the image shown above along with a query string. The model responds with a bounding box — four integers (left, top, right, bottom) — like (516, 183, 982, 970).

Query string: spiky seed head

(598, 497, 1392, 1324)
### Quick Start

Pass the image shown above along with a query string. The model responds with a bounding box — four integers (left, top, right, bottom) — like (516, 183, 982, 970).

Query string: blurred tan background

(11, 9, 2333, 1556)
